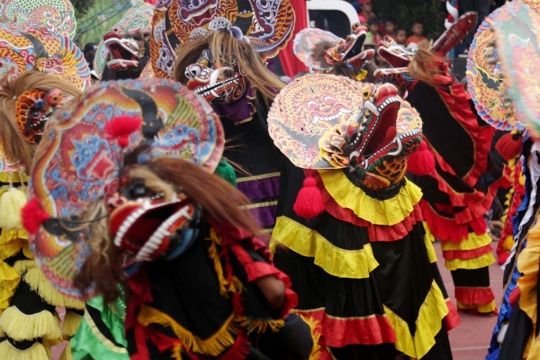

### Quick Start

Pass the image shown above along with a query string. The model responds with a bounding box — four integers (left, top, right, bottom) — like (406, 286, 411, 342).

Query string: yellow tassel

(0, 306, 62, 341)
(238, 317, 284, 334)
(62, 310, 83, 339)
(0, 261, 20, 311)
(58, 343, 73, 360)
(23, 268, 84, 309)
(138, 305, 238, 356)
(12, 260, 35, 275)
(0, 188, 27, 230)
(0, 340, 49, 360)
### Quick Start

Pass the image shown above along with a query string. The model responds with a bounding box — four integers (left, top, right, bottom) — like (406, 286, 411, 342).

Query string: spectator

(383, 17, 398, 39)
(366, 18, 382, 45)
(357, 0, 375, 25)
(405, 20, 427, 47)
(353, 0, 385, 34)
(396, 28, 407, 46)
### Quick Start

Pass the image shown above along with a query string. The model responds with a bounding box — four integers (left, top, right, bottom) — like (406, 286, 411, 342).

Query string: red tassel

(21, 198, 50, 234)
(497, 252, 510, 265)
(104, 115, 143, 148)
(407, 141, 435, 176)
(293, 173, 324, 219)
(508, 287, 521, 307)
(495, 132, 522, 161)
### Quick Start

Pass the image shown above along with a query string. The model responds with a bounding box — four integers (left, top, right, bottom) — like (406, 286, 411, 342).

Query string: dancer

(0, 21, 91, 359)
(480, 1, 540, 358)
(268, 74, 459, 359)
(68, 4, 157, 359)
(376, 12, 510, 314)
(24, 78, 315, 359)
(152, 0, 294, 232)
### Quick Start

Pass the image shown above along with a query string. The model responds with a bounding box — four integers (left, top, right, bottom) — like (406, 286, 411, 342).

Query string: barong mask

(15, 88, 67, 144)
(184, 31, 248, 103)
(94, 2, 154, 79)
(268, 74, 422, 190)
(293, 23, 375, 74)
(25, 78, 224, 300)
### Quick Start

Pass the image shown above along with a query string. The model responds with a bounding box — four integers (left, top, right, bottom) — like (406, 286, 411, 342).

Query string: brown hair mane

(173, 30, 285, 102)
(74, 157, 261, 302)
(408, 49, 447, 88)
(0, 71, 81, 171)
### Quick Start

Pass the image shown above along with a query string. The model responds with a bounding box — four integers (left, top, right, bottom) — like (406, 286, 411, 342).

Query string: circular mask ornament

(268, 74, 364, 169)
(151, 0, 295, 78)
(0, 22, 91, 90)
(490, 1, 540, 137)
(466, 9, 519, 131)
(28, 78, 224, 299)
(0, 0, 77, 39)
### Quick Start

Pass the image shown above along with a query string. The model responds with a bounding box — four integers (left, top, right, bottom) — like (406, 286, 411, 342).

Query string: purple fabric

(249, 203, 278, 228)
(237, 175, 280, 202)
(212, 86, 256, 124)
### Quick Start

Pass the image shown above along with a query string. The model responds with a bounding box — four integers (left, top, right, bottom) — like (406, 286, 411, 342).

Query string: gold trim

(237, 172, 280, 182)
(383, 280, 449, 359)
(83, 309, 128, 354)
(242, 201, 278, 210)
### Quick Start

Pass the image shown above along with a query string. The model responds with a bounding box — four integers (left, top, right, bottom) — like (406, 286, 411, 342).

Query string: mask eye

(307, 100, 319, 111)
(324, 96, 336, 105)
(362, 89, 371, 100)
(29, 110, 42, 120)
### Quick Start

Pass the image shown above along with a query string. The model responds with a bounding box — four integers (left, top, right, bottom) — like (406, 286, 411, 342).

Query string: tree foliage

(374, 0, 447, 40)
(72, 0, 98, 18)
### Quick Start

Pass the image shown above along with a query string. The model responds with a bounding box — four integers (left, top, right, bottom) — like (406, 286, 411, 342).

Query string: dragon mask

(268, 74, 422, 190)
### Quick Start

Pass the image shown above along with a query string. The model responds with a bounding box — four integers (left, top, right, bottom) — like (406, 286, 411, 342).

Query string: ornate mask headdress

(94, 2, 155, 79)
(25, 78, 224, 300)
(150, 0, 294, 101)
(268, 74, 423, 193)
(486, 1, 540, 139)
(0, 22, 91, 88)
(293, 23, 375, 77)
(0, 0, 77, 39)
(466, 8, 520, 132)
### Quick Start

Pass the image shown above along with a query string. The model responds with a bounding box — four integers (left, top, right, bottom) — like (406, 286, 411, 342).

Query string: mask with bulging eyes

(15, 88, 66, 144)
(184, 48, 247, 104)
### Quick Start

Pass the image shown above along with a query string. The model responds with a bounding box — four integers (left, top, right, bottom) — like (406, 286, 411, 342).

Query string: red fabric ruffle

(442, 244, 493, 260)
(455, 286, 495, 306)
(421, 200, 469, 241)
(497, 160, 525, 258)
(126, 270, 154, 331)
(294, 308, 396, 348)
(312, 171, 423, 241)
(229, 243, 298, 317)
(432, 79, 492, 189)
(444, 299, 461, 331)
